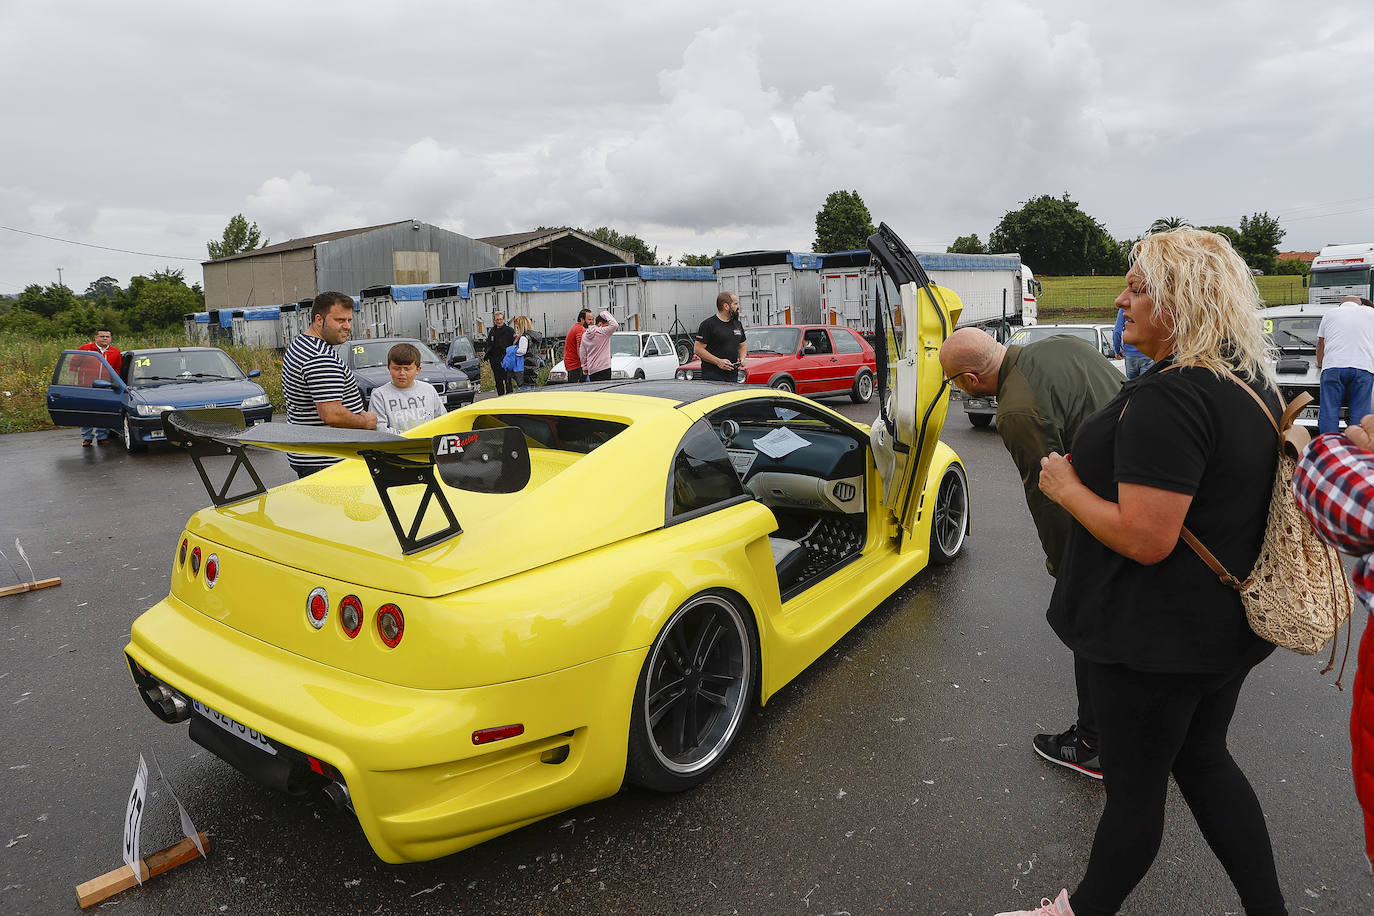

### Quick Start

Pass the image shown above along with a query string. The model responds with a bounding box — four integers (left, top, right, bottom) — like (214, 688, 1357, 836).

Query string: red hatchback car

(676, 324, 876, 403)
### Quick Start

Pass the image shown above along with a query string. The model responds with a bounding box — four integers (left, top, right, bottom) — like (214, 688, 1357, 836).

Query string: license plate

(965, 398, 988, 409)
(193, 699, 278, 756)
(1300, 406, 1318, 420)
(147, 429, 165, 439)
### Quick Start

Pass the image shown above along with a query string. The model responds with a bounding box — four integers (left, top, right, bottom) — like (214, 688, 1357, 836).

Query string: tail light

(338, 595, 363, 639)
(204, 554, 219, 588)
(178, 538, 188, 566)
(307, 587, 329, 629)
(376, 604, 404, 648)
(190, 546, 202, 576)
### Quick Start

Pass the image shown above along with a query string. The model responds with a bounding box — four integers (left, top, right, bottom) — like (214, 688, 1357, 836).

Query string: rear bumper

(126, 595, 641, 862)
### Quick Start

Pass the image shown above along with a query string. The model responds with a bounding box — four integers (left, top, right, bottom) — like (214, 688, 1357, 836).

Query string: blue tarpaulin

(193, 313, 209, 324)
(636, 265, 715, 281)
(243, 306, 281, 321)
(817, 250, 1022, 272)
(714, 250, 822, 271)
(469, 268, 581, 292)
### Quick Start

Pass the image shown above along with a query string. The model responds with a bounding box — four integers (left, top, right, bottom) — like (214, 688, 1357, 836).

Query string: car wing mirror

(433, 427, 530, 493)
(247, 369, 261, 378)
(93, 379, 113, 389)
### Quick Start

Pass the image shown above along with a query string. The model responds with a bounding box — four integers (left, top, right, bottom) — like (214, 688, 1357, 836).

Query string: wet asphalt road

(1, 394, 1371, 916)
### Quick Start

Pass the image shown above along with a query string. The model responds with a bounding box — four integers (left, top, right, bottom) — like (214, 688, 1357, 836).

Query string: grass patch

(0, 332, 287, 435)
(1037, 275, 1310, 324)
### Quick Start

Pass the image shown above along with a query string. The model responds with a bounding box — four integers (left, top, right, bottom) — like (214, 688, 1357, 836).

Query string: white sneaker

(993, 888, 1074, 916)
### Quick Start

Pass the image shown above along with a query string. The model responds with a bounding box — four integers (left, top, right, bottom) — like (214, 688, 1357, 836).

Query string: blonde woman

(511, 315, 541, 390)
(999, 229, 1287, 915)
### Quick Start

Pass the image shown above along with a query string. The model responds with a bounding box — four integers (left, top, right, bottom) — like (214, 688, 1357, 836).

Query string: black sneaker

(1033, 725, 1102, 780)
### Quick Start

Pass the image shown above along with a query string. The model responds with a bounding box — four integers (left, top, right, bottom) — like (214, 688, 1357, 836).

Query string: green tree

(206, 213, 268, 260)
(84, 276, 122, 301)
(1149, 216, 1187, 233)
(1198, 224, 1241, 248)
(0, 307, 54, 336)
(987, 193, 1119, 275)
(1236, 211, 1285, 275)
(813, 190, 876, 253)
(127, 272, 200, 330)
(586, 226, 660, 265)
(1273, 257, 1310, 276)
(53, 302, 128, 338)
(947, 234, 987, 255)
(16, 283, 79, 319)
(678, 250, 722, 266)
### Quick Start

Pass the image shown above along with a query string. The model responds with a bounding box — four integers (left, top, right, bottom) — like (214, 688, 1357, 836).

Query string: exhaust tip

(323, 781, 353, 812)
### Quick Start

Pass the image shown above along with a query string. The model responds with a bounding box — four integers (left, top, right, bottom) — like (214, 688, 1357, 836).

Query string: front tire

(968, 414, 992, 428)
(769, 377, 795, 394)
(122, 414, 146, 453)
(929, 463, 969, 564)
(850, 370, 874, 404)
(626, 590, 757, 793)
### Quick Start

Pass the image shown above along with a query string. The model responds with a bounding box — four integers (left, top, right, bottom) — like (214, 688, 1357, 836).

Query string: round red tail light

(376, 604, 404, 648)
(339, 595, 363, 638)
(179, 538, 188, 566)
(204, 554, 219, 588)
(190, 547, 202, 576)
(307, 587, 329, 629)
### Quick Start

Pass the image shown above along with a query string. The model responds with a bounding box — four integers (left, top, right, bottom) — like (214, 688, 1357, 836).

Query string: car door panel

(866, 225, 963, 547)
(47, 350, 124, 428)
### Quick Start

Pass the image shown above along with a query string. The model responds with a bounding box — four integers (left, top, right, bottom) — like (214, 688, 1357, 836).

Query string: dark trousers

(1070, 661, 1286, 916)
(490, 362, 514, 396)
(588, 367, 612, 381)
(566, 367, 585, 383)
(1074, 653, 1098, 746)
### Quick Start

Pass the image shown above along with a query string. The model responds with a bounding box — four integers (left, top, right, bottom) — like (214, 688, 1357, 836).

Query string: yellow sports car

(124, 225, 970, 863)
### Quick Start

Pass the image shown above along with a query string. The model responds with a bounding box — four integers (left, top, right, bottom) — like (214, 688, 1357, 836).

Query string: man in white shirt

(1317, 295, 1374, 433)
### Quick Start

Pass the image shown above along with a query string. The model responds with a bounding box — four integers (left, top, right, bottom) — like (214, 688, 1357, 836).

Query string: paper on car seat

(754, 427, 810, 459)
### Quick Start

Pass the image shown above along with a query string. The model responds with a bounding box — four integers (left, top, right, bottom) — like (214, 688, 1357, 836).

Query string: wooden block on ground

(75, 832, 209, 909)
(0, 576, 62, 598)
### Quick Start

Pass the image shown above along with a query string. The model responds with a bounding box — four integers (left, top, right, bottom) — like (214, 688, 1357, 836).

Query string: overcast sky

(3, 0, 1371, 294)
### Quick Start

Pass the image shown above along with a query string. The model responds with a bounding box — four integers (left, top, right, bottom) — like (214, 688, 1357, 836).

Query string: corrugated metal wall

(201, 223, 500, 310)
(316, 223, 499, 294)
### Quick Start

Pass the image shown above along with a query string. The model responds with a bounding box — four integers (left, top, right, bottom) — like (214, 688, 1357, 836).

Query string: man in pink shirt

(578, 311, 619, 381)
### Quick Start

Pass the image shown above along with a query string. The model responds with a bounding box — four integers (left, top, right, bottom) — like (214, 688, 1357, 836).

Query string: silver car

(959, 323, 1123, 427)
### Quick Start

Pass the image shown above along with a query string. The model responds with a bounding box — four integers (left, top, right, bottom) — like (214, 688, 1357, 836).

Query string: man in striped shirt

(281, 291, 377, 478)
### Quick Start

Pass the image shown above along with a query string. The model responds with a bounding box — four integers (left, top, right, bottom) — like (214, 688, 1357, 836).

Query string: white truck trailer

(714, 250, 823, 326)
(579, 264, 717, 362)
(358, 284, 445, 341)
(817, 249, 1038, 338)
(230, 305, 286, 349)
(422, 282, 471, 347)
(1308, 243, 1374, 305)
(466, 268, 583, 340)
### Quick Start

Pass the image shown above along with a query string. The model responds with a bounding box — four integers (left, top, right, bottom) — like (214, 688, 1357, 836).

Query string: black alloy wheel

(626, 591, 756, 792)
(929, 463, 969, 564)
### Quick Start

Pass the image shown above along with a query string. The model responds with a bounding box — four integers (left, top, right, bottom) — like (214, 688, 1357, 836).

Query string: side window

(831, 329, 862, 354)
(653, 334, 672, 355)
(668, 419, 747, 521)
(55, 352, 112, 387)
(643, 337, 660, 357)
(803, 329, 832, 354)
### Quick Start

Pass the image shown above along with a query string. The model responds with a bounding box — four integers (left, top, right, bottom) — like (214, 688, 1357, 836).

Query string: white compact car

(546, 331, 681, 383)
(1260, 303, 1333, 429)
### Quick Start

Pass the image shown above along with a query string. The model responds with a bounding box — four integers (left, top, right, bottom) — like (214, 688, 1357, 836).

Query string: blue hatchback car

(47, 346, 273, 452)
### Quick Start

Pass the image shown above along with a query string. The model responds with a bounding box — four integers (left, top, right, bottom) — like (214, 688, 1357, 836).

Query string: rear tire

(676, 339, 693, 365)
(968, 414, 992, 428)
(850, 370, 874, 404)
(626, 590, 757, 793)
(929, 463, 969, 564)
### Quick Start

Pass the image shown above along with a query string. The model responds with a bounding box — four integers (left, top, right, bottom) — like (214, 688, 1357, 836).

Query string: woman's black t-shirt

(1046, 358, 1279, 674)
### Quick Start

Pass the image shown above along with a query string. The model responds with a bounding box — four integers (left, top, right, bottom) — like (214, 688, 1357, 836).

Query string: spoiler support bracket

(360, 450, 461, 555)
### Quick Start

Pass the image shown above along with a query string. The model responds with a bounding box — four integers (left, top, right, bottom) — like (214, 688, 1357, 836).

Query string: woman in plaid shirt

(1294, 416, 1374, 872)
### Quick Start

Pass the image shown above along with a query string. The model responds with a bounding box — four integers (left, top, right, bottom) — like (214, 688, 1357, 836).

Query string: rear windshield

(473, 413, 627, 453)
(348, 340, 441, 369)
(450, 337, 477, 360)
(1006, 326, 1097, 347)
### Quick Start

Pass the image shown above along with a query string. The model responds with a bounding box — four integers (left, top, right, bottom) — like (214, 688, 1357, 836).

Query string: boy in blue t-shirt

(368, 342, 447, 433)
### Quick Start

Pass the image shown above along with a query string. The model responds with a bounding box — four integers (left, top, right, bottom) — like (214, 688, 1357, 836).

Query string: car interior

(702, 400, 868, 598)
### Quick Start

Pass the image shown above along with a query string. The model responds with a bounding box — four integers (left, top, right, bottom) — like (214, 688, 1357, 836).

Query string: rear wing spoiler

(165, 409, 529, 554)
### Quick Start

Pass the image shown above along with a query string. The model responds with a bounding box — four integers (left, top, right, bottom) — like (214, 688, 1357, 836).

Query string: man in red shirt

(76, 328, 123, 446)
(563, 309, 592, 383)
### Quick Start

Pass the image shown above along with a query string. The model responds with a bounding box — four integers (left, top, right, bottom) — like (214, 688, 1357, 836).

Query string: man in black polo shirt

(281, 291, 377, 478)
(694, 292, 747, 381)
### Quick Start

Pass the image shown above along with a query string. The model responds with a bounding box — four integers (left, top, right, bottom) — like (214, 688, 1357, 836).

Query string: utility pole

(56, 267, 64, 287)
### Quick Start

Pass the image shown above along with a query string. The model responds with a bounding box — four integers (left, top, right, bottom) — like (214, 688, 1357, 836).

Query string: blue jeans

(1319, 366, 1374, 434)
(81, 426, 111, 442)
(1124, 355, 1154, 379)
